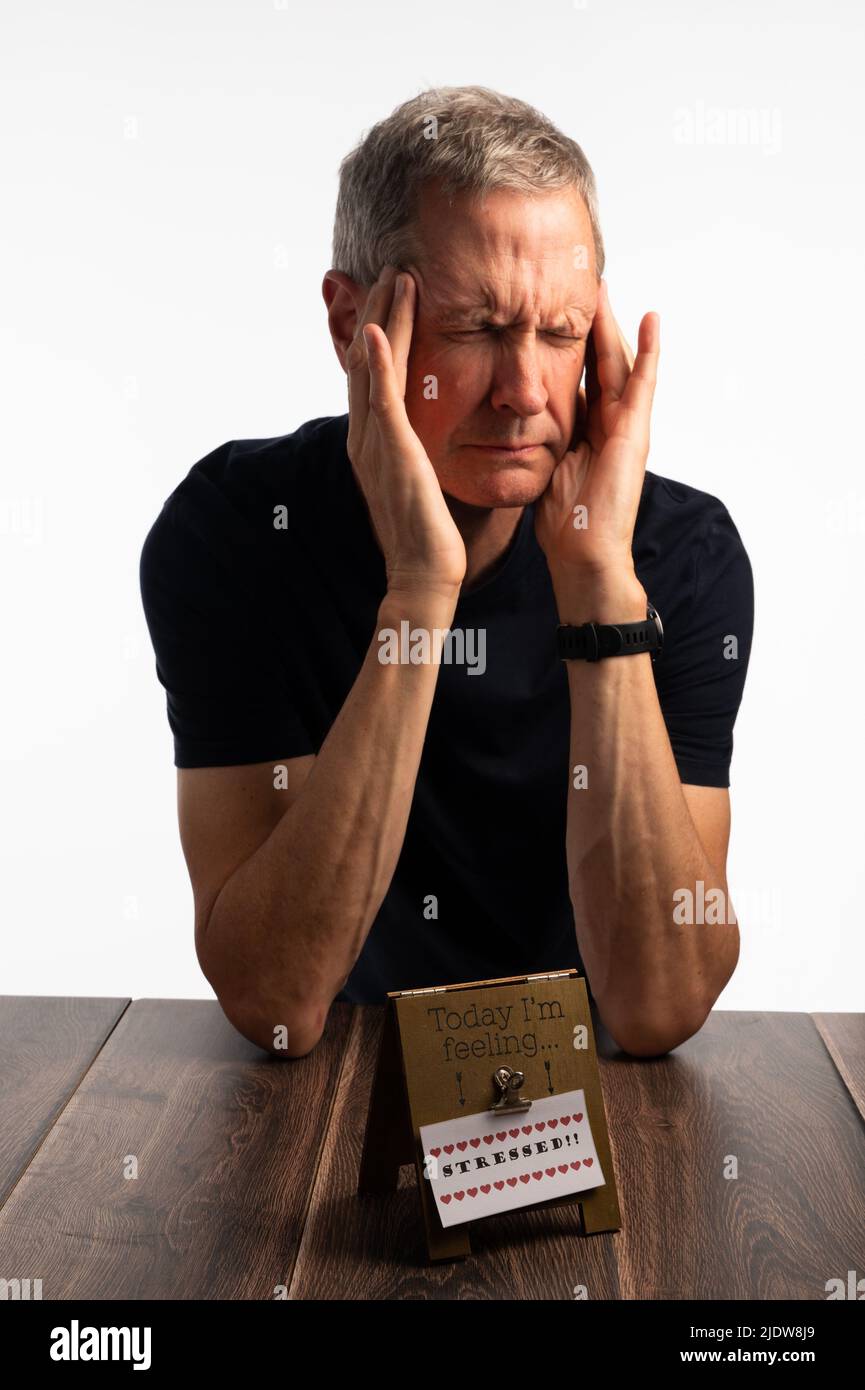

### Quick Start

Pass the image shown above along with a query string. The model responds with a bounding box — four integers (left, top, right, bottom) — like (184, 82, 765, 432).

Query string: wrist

(379, 583, 461, 630)
(551, 565, 648, 625)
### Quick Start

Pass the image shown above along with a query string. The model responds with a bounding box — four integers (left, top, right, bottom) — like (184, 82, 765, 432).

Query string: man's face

(401, 180, 598, 509)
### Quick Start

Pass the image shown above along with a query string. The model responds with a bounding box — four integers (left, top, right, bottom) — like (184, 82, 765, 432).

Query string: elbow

(615, 1030, 688, 1059)
(196, 937, 326, 1059)
(195, 911, 330, 1058)
(218, 994, 326, 1059)
(601, 1006, 709, 1059)
(597, 942, 741, 1059)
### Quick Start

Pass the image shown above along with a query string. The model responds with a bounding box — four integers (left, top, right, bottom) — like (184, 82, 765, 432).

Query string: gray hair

(331, 85, 605, 288)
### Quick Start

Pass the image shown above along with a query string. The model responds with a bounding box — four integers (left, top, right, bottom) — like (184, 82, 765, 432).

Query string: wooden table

(1, 998, 863, 1300)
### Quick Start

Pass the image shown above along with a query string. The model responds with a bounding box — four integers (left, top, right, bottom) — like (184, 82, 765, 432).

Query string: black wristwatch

(556, 603, 664, 662)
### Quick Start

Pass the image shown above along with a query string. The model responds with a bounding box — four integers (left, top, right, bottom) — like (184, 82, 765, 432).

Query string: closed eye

(450, 328, 583, 341)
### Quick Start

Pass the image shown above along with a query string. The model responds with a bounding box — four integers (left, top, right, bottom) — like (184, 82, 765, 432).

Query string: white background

(2, 0, 862, 1011)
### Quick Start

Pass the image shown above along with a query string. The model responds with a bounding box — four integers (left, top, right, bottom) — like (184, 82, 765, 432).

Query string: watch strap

(557, 610, 663, 662)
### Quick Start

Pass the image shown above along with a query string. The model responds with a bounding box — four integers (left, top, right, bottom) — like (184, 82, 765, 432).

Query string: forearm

(560, 574, 739, 1054)
(201, 587, 457, 1053)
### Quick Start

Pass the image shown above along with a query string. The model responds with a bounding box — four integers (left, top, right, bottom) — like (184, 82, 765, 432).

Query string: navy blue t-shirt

(139, 413, 754, 1003)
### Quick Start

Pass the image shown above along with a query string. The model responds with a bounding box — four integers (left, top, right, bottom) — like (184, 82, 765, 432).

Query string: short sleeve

(139, 490, 315, 768)
(653, 502, 754, 788)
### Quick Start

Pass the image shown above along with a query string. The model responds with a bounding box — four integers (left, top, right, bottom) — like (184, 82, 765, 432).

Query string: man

(140, 86, 753, 1060)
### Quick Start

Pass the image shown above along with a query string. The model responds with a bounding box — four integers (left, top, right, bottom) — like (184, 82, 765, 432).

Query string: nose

(488, 334, 548, 418)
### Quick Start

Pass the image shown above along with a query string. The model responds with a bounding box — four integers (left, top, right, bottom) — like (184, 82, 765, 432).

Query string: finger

(591, 279, 632, 402)
(568, 385, 588, 452)
(362, 321, 424, 460)
(347, 264, 399, 448)
(619, 311, 660, 423)
(616, 318, 635, 372)
(575, 385, 587, 441)
(347, 263, 397, 413)
(585, 325, 601, 408)
(606, 286, 635, 371)
(384, 271, 417, 399)
(582, 331, 607, 455)
(600, 280, 636, 370)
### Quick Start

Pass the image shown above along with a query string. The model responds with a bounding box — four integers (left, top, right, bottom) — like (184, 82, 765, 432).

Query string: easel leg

(358, 1004, 414, 1194)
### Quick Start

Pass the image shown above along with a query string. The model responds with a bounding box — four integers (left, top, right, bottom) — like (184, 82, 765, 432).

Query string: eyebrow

(434, 302, 592, 332)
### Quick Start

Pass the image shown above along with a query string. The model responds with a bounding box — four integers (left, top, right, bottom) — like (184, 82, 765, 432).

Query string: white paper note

(420, 1088, 605, 1228)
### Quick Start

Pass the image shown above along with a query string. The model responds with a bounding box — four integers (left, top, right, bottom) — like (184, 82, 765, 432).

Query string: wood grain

(607, 1011, 865, 1299)
(0, 996, 129, 1210)
(812, 1013, 865, 1122)
(0, 998, 353, 1299)
(2, 1001, 863, 1300)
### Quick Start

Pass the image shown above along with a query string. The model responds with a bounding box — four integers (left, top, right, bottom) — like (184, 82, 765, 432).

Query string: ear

(322, 270, 368, 373)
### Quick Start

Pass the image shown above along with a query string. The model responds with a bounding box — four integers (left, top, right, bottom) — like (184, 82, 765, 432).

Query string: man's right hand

(346, 263, 466, 602)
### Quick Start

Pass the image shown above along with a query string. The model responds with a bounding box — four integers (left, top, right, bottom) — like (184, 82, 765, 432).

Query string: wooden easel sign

(357, 967, 621, 1262)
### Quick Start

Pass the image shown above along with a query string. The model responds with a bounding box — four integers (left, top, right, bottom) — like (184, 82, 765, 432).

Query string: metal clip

(489, 1065, 532, 1114)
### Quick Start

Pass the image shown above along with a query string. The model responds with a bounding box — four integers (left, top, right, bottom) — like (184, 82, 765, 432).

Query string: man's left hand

(535, 281, 660, 622)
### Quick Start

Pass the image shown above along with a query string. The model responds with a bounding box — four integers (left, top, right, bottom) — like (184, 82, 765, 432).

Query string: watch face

(647, 603, 664, 652)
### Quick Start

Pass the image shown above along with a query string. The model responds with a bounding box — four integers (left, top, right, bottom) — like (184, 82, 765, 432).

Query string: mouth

(465, 443, 544, 456)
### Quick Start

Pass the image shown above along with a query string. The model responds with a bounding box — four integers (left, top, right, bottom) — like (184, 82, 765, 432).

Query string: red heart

(522, 1125, 532, 1134)
(430, 1147, 441, 1157)
(571, 1160, 581, 1169)
(509, 1129, 519, 1138)
(496, 1132, 507, 1142)
(548, 1119, 558, 1129)
(483, 1135, 495, 1145)
(532, 1171, 543, 1180)
(507, 1178, 518, 1187)
(520, 1174, 531, 1184)
(573, 1113, 583, 1123)
(454, 1191, 465, 1200)
(440, 1194, 452, 1205)
(444, 1144, 454, 1154)
(558, 1164, 568, 1173)
(480, 1184, 491, 1194)
(583, 1157, 593, 1166)
(494, 1181, 505, 1190)
(546, 1167, 556, 1177)
(536, 1121, 546, 1131)
(560, 1116, 571, 1126)
(467, 1187, 478, 1197)
(469, 1138, 480, 1148)
(457, 1141, 468, 1151)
